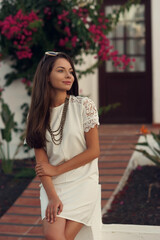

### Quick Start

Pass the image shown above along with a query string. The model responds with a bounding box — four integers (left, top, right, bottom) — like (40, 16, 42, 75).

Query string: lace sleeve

(82, 97, 100, 132)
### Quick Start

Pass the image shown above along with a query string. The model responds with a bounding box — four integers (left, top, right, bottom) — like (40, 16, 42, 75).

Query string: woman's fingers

(58, 202, 63, 215)
(53, 208, 57, 222)
(35, 164, 44, 176)
(50, 206, 54, 223)
(46, 205, 60, 223)
(46, 206, 50, 222)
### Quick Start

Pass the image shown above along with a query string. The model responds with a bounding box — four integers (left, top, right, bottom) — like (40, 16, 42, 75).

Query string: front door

(99, 0, 152, 123)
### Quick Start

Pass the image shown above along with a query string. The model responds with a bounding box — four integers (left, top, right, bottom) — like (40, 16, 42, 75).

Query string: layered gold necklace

(48, 97, 69, 145)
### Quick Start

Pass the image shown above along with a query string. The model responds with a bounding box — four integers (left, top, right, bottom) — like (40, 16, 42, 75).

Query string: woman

(26, 51, 102, 240)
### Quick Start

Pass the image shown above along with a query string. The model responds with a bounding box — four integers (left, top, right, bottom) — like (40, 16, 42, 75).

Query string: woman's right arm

(34, 148, 63, 223)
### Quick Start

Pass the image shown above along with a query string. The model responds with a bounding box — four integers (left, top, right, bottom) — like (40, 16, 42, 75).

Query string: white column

(151, 0, 160, 124)
(76, 54, 99, 108)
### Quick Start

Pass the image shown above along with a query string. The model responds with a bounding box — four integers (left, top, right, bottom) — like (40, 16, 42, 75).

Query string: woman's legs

(65, 219, 83, 240)
(43, 217, 66, 240)
(43, 217, 83, 240)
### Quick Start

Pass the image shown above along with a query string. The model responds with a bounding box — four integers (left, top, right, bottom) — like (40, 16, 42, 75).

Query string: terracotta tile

(8, 206, 41, 215)
(27, 182, 40, 189)
(101, 150, 133, 155)
(0, 215, 40, 225)
(0, 237, 19, 240)
(100, 138, 137, 143)
(101, 183, 118, 190)
(14, 197, 40, 206)
(20, 238, 44, 240)
(98, 162, 128, 168)
(101, 191, 113, 199)
(0, 235, 44, 240)
(0, 224, 29, 234)
(100, 144, 131, 150)
(99, 175, 121, 183)
(21, 190, 39, 197)
(33, 176, 41, 181)
(99, 155, 130, 161)
(101, 199, 108, 208)
(100, 168, 124, 175)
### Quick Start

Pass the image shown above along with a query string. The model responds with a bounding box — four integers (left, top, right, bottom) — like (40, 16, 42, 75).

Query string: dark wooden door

(99, 0, 152, 123)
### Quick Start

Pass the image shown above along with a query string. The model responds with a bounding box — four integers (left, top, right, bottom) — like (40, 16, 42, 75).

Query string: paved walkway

(0, 124, 156, 239)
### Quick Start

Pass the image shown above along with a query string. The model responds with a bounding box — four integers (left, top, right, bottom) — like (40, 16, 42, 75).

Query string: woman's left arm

(35, 125, 100, 177)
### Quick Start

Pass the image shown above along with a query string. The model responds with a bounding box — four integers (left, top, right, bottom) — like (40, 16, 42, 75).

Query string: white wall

(76, 53, 98, 107)
(151, 0, 160, 124)
(0, 59, 33, 159)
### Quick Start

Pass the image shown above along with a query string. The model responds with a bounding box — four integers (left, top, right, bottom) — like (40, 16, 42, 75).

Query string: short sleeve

(82, 97, 100, 132)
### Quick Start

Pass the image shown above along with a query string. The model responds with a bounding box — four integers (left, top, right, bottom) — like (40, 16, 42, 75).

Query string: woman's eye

(58, 70, 63, 72)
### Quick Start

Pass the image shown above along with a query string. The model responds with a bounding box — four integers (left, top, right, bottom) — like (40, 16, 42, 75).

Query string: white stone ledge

(102, 224, 160, 239)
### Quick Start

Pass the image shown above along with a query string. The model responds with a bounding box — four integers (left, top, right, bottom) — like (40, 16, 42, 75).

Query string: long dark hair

(26, 52, 79, 149)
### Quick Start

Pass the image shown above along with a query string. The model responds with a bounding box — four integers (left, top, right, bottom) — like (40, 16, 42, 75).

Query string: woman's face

(49, 58, 74, 92)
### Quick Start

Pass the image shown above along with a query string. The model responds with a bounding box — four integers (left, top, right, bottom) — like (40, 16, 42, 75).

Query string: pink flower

(16, 50, 32, 59)
(137, 166, 142, 170)
(21, 78, 27, 83)
(72, 9, 77, 14)
(44, 7, 52, 16)
(98, 18, 103, 23)
(59, 37, 69, 47)
(58, 10, 69, 22)
(0, 9, 42, 59)
(64, 26, 71, 37)
(27, 81, 31, 87)
(0, 87, 4, 93)
(21, 78, 32, 88)
(71, 36, 77, 47)
(130, 65, 134, 69)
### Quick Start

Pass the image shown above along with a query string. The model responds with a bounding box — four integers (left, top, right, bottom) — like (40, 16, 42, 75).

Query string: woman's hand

(35, 162, 57, 177)
(46, 196, 63, 223)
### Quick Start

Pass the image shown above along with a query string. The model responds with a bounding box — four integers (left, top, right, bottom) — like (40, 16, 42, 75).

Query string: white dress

(40, 95, 102, 240)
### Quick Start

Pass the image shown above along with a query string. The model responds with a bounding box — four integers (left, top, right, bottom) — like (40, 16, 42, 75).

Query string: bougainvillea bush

(0, 0, 140, 89)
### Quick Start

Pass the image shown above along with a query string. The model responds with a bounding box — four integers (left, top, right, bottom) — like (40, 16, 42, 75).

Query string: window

(105, 4, 146, 72)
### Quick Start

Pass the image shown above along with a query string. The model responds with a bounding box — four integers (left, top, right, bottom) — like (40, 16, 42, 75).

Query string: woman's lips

(62, 81, 72, 85)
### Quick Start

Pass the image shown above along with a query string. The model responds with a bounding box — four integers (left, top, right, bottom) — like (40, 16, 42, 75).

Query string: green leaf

(151, 132, 160, 148)
(153, 147, 160, 156)
(98, 102, 121, 116)
(6, 113, 16, 130)
(1, 103, 12, 124)
(1, 128, 12, 142)
(28, 19, 43, 29)
(134, 148, 160, 166)
(2, 160, 14, 174)
(135, 142, 149, 146)
(15, 168, 36, 179)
